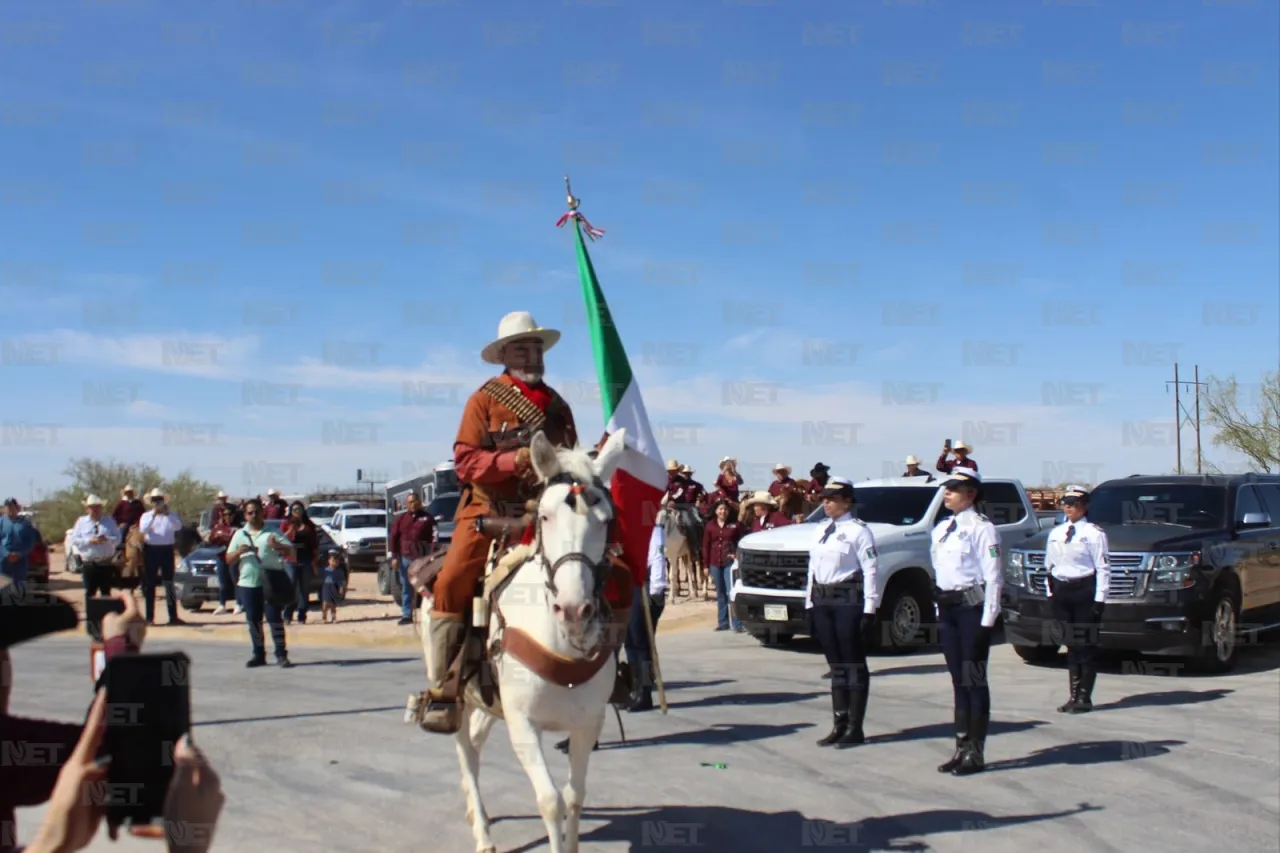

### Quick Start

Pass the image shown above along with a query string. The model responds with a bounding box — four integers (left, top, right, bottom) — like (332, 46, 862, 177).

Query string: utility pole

(1165, 363, 1206, 474)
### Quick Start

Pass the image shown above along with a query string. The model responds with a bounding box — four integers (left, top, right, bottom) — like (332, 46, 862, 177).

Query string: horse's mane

(549, 445, 599, 487)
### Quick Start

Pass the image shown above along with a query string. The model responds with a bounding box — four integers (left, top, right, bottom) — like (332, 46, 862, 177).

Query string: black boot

(835, 689, 868, 748)
(627, 688, 655, 712)
(1057, 664, 1080, 713)
(816, 686, 850, 747)
(952, 712, 988, 776)
(937, 708, 969, 773)
(1070, 666, 1096, 714)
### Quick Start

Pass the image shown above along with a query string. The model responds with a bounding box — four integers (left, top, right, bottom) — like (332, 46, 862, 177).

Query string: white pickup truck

(730, 477, 1047, 651)
(327, 508, 388, 571)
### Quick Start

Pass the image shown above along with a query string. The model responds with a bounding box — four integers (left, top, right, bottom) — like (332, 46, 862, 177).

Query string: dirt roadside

(40, 551, 720, 649)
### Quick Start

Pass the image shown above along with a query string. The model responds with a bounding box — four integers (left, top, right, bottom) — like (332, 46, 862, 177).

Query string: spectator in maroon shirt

(678, 465, 705, 506)
(702, 500, 747, 632)
(390, 493, 436, 626)
(664, 460, 683, 503)
(936, 441, 979, 474)
(767, 464, 796, 497)
(110, 484, 144, 535)
(745, 491, 793, 532)
(282, 501, 319, 624)
(209, 506, 240, 615)
(263, 489, 289, 520)
(715, 457, 743, 502)
(806, 462, 831, 498)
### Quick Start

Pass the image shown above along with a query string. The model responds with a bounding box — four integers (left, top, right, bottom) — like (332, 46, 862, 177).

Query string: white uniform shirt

(138, 509, 183, 545)
(647, 523, 668, 597)
(70, 514, 121, 563)
(1045, 518, 1110, 602)
(930, 508, 1003, 628)
(804, 513, 880, 614)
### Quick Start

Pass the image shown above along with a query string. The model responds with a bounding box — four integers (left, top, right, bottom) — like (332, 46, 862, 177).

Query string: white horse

(418, 429, 628, 853)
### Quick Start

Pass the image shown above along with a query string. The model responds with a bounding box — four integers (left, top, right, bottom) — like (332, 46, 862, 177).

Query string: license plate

(207, 575, 219, 588)
(764, 604, 788, 622)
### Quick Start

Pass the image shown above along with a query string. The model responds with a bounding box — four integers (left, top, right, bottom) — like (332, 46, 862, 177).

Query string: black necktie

(940, 519, 957, 542)
(1065, 523, 1075, 543)
(820, 521, 836, 544)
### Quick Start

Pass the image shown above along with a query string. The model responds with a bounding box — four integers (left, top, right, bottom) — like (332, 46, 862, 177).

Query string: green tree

(32, 458, 221, 538)
(1202, 372, 1280, 473)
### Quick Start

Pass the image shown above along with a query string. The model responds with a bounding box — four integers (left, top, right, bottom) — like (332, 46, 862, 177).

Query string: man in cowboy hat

(664, 459, 684, 504)
(806, 462, 832, 498)
(768, 464, 796, 498)
(714, 456, 742, 503)
(138, 488, 185, 625)
(937, 441, 978, 475)
(903, 455, 936, 482)
(679, 464, 705, 507)
(419, 310, 578, 733)
(744, 491, 792, 533)
(111, 484, 145, 540)
(263, 488, 288, 520)
(70, 494, 122, 610)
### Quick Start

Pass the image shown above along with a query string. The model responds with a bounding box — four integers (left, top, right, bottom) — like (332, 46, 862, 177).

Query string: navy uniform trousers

(937, 600, 991, 735)
(1050, 574, 1100, 667)
(809, 583, 869, 692)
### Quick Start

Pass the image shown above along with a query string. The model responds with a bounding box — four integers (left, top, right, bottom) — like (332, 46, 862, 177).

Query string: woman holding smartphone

(281, 501, 318, 625)
(226, 498, 296, 668)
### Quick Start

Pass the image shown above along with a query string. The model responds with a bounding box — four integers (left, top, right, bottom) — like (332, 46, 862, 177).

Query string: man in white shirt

(623, 523, 669, 712)
(138, 488, 185, 625)
(70, 494, 122, 611)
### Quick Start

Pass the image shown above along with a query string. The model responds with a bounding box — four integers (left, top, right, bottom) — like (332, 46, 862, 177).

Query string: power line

(1165, 363, 1206, 474)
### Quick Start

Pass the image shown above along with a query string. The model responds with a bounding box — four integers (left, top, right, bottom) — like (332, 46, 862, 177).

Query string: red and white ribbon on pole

(555, 210, 605, 241)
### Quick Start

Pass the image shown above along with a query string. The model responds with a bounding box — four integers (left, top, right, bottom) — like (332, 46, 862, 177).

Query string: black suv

(1003, 474, 1280, 673)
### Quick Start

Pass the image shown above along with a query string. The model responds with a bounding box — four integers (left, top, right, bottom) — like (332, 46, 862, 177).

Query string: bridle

(529, 470, 616, 650)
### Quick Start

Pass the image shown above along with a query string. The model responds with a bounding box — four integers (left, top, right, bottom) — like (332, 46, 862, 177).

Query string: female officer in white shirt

(1045, 485, 1110, 714)
(805, 476, 880, 748)
(930, 468, 1002, 776)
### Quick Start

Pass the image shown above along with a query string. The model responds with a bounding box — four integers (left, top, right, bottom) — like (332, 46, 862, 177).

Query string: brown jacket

(452, 373, 577, 523)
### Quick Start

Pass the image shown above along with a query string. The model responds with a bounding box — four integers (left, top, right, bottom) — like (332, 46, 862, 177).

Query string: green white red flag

(559, 209, 667, 588)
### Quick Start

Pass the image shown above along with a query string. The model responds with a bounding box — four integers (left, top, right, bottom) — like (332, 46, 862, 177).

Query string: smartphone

(943, 438, 952, 452)
(86, 596, 126, 643)
(100, 652, 192, 837)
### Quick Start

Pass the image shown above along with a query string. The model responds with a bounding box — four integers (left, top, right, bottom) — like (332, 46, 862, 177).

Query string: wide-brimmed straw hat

(481, 311, 561, 365)
(146, 487, 166, 500)
(772, 464, 792, 476)
(719, 456, 736, 469)
(905, 455, 921, 465)
(122, 484, 136, 494)
(84, 494, 105, 507)
(742, 490, 778, 509)
(680, 465, 693, 475)
(952, 441, 972, 453)
(666, 459, 681, 472)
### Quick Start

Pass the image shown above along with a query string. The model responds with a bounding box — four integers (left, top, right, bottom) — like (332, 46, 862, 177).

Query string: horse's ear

(530, 431, 559, 482)
(592, 429, 627, 481)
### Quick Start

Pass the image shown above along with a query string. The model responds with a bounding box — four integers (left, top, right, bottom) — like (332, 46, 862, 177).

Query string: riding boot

(627, 688, 654, 712)
(816, 686, 850, 747)
(1070, 665, 1096, 714)
(1057, 664, 1080, 713)
(419, 618, 465, 734)
(610, 660, 634, 707)
(834, 688, 868, 748)
(937, 707, 969, 773)
(952, 711, 988, 776)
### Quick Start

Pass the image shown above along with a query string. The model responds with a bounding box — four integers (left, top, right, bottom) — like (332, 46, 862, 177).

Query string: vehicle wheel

(376, 561, 394, 596)
(755, 631, 793, 647)
(1192, 585, 1240, 673)
(180, 599, 204, 612)
(66, 554, 82, 574)
(387, 565, 403, 603)
(1014, 644, 1060, 665)
(879, 578, 932, 652)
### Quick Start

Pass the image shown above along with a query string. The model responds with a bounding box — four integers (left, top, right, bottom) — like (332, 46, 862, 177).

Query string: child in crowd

(321, 549, 345, 623)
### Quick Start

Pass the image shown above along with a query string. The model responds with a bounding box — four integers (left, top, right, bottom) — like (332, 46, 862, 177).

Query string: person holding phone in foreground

(0, 584, 225, 853)
(226, 498, 297, 668)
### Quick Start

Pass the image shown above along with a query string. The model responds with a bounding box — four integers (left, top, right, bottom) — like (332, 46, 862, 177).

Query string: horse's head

(528, 428, 627, 637)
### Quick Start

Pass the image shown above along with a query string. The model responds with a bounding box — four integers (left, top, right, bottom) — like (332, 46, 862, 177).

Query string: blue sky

(1, 0, 1277, 501)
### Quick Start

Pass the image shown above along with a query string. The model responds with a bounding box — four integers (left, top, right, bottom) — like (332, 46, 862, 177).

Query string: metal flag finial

(565, 174, 580, 211)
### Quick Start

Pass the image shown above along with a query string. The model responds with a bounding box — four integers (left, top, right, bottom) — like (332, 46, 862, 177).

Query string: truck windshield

(343, 514, 385, 529)
(1086, 485, 1226, 529)
(849, 487, 938, 525)
(427, 494, 459, 521)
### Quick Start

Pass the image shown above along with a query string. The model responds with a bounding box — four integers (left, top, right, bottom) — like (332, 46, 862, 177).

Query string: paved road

(10, 631, 1280, 853)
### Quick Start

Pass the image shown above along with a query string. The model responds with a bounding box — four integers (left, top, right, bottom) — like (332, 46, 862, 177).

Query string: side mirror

(1239, 512, 1272, 529)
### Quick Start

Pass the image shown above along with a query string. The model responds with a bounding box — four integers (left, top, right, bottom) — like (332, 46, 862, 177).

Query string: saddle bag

(407, 551, 448, 595)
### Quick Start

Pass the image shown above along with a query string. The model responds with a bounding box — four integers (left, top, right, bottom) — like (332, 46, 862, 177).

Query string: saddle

(429, 523, 636, 721)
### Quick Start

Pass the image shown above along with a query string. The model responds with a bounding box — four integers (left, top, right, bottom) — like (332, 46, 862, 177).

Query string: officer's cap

(818, 476, 855, 501)
(941, 469, 982, 489)
(1061, 485, 1090, 504)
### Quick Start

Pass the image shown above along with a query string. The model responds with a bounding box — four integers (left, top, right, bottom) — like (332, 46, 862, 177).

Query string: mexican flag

(565, 212, 667, 588)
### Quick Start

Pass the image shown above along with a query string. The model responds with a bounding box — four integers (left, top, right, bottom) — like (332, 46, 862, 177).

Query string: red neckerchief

(506, 373, 551, 412)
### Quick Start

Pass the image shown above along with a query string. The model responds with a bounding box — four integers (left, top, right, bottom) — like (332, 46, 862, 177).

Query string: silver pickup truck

(730, 477, 1046, 651)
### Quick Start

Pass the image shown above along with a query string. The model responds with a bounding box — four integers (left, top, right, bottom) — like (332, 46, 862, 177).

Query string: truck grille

(188, 560, 218, 577)
(1022, 551, 1147, 599)
(739, 548, 808, 592)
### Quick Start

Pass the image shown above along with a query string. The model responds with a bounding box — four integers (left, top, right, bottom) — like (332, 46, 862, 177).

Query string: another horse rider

(1045, 485, 1110, 714)
(903, 456, 936, 482)
(930, 468, 1002, 776)
(679, 465, 705, 506)
(744, 491, 792, 532)
(715, 457, 743, 503)
(936, 440, 978, 474)
(767, 464, 796, 497)
(805, 463, 831, 499)
(806, 477, 880, 748)
(419, 310, 579, 734)
(664, 459, 684, 502)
